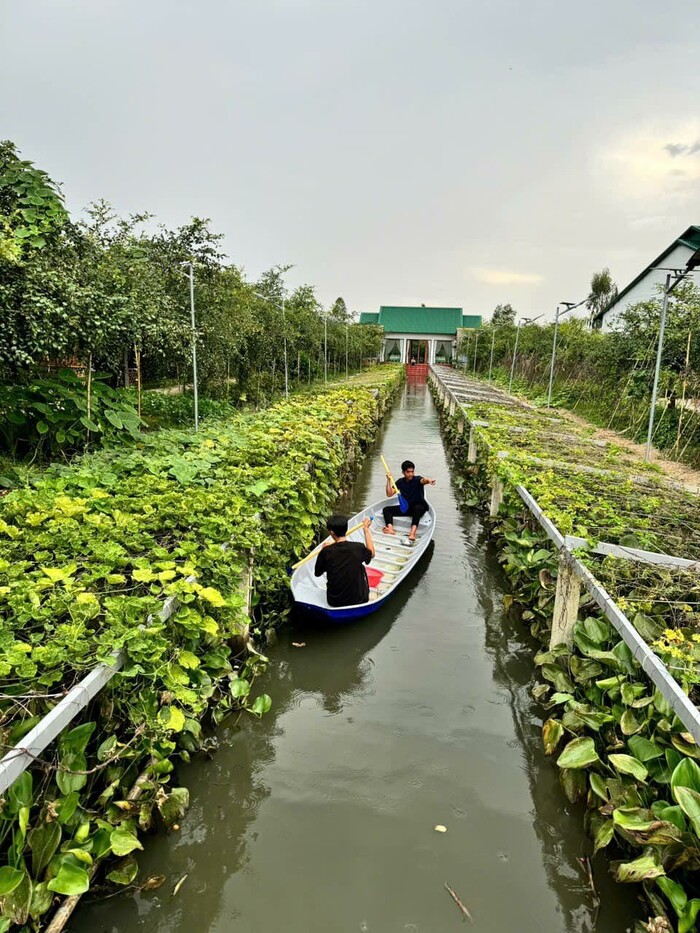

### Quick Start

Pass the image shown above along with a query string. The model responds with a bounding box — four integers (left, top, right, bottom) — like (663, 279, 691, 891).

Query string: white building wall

(601, 244, 692, 330)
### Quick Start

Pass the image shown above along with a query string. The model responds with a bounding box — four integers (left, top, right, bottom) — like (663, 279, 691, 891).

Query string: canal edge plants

(430, 366, 700, 932)
(0, 366, 404, 930)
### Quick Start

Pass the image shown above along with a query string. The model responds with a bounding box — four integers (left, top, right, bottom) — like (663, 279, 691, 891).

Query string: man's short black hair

(327, 514, 348, 537)
(401, 460, 415, 472)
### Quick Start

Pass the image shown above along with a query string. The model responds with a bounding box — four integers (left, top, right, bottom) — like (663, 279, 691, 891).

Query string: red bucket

(366, 566, 384, 588)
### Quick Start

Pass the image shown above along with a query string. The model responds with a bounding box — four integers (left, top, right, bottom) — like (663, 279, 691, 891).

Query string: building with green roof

(358, 305, 481, 364)
(593, 225, 700, 329)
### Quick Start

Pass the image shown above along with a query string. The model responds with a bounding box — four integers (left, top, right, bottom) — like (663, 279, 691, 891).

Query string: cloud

(471, 268, 544, 285)
(596, 120, 700, 201)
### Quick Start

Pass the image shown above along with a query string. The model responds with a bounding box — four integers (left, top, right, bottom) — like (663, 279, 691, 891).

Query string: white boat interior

(291, 496, 436, 612)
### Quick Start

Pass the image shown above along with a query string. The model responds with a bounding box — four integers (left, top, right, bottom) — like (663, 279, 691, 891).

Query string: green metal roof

(462, 315, 482, 329)
(376, 306, 463, 334)
(594, 225, 700, 323)
(359, 312, 380, 324)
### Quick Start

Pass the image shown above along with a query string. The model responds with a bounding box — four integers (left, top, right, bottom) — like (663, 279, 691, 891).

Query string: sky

(2, 0, 700, 321)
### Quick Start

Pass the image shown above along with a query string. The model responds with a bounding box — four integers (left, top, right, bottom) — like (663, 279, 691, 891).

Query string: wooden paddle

(380, 454, 409, 513)
(292, 520, 367, 570)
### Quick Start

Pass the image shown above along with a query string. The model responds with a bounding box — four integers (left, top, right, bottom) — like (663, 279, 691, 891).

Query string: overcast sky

(2, 0, 700, 320)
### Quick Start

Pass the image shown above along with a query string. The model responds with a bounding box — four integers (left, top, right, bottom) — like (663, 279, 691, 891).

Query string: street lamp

(345, 321, 349, 381)
(488, 326, 496, 380)
(472, 330, 479, 374)
(508, 315, 543, 393)
(253, 289, 289, 400)
(546, 297, 590, 408)
(645, 252, 700, 460)
(324, 311, 328, 384)
(179, 261, 199, 432)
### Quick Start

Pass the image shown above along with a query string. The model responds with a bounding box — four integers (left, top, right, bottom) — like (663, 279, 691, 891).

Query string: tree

(491, 303, 516, 326)
(586, 268, 618, 321)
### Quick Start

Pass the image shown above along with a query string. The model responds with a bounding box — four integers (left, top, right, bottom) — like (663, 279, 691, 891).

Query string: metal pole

(546, 306, 560, 408)
(345, 322, 349, 380)
(646, 273, 671, 461)
(324, 313, 328, 384)
(282, 293, 289, 399)
(508, 323, 521, 393)
(488, 327, 496, 380)
(188, 262, 199, 432)
(473, 332, 479, 374)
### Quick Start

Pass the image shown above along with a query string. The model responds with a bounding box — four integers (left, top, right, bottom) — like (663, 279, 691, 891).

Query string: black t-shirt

(396, 475, 425, 507)
(314, 540, 373, 607)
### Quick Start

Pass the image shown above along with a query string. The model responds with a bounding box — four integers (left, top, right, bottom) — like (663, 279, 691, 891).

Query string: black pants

(383, 502, 428, 529)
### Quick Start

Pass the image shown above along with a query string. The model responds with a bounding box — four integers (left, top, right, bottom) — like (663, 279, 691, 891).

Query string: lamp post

(345, 321, 349, 381)
(643, 254, 700, 459)
(253, 289, 289, 399)
(546, 298, 590, 408)
(473, 331, 479, 374)
(324, 312, 328, 384)
(179, 261, 199, 431)
(488, 326, 496, 380)
(509, 314, 543, 393)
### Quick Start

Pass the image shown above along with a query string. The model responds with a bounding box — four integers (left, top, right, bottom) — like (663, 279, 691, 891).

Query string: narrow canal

(74, 383, 637, 932)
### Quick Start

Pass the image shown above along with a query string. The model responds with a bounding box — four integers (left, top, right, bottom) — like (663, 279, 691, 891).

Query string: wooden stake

(550, 554, 581, 649)
(490, 475, 504, 517)
(467, 427, 477, 463)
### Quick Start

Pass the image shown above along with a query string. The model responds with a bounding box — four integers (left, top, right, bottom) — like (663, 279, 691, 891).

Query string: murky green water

(73, 384, 638, 932)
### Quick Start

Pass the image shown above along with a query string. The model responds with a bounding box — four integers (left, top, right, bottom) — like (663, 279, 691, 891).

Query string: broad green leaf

(680, 900, 700, 933)
(609, 754, 648, 781)
(107, 855, 138, 885)
(612, 808, 656, 832)
(0, 866, 25, 895)
(47, 859, 90, 896)
(627, 735, 663, 763)
(589, 772, 608, 801)
(673, 787, 700, 837)
(620, 710, 642, 736)
(158, 705, 185, 732)
(593, 819, 614, 853)
(8, 771, 33, 810)
(29, 881, 53, 919)
(28, 820, 61, 877)
(556, 736, 600, 769)
(230, 678, 250, 698)
(657, 876, 688, 915)
(671, 757, 700, 795)
(250, 694, 272, 717)
(542, 719, 564, 756)
(109, 827, 143, 857)
(615, 853, 665, 883)
(157, 787, 190, 827)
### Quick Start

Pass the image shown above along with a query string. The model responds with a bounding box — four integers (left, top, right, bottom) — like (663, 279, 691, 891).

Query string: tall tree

(491, 303, 516, 326)
(587, 268, 618, 321)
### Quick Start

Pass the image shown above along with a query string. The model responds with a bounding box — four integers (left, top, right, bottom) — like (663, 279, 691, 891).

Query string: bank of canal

(73, 383, 637, 932)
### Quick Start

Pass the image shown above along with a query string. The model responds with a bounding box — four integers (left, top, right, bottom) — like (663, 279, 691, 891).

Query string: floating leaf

(107, 855, 138, 886)
(47, 858, 90, 896)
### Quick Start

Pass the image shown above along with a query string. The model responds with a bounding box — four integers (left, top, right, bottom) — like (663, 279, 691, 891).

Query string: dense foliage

(0, 141, 383, 423)
(460, 281, 700, 468)
(434, 372, 700, 931)
(0, 366, 403, 928)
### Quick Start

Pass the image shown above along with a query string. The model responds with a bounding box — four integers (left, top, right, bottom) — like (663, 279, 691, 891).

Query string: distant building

(358, 305, 481, 364)
(593, 225, 700, 330)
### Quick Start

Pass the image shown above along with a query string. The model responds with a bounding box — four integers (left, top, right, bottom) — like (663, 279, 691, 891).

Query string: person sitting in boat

(314, 515, 376, 607)
(383, 460, 435, 543)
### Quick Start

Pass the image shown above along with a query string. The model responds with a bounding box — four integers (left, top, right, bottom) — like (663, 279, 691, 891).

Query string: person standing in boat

(383, 459, 435, 542)
(314, 515, 376, 607)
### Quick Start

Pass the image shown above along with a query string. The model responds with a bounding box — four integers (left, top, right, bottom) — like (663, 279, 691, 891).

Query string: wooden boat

(290, 497, 436, 621)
